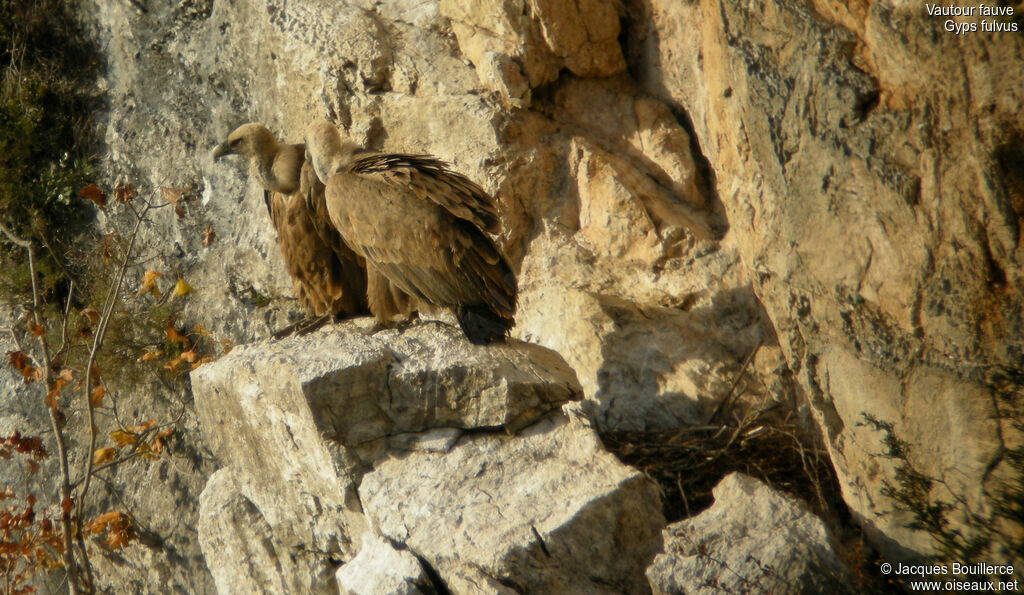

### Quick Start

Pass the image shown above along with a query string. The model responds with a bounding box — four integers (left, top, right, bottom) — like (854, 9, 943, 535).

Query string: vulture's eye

(230, 138, 242, 147)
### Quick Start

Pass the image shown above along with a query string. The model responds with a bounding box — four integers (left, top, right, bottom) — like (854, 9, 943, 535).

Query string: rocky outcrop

(647, 473, 853, 594)
(190, 320, 663, 591)
(629, 0, 1024, 558)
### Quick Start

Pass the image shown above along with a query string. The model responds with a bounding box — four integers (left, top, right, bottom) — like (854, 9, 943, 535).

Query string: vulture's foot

(271, 314, 331, 339)
(365, 311, 422, 336)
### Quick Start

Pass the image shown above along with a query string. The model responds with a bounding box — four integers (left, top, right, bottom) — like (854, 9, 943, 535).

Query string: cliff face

(2, 0, 1014, 591)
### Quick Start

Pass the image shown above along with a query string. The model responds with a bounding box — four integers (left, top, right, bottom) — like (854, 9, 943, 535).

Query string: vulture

(211, 123, 369, 320)
(303, 119, 517, 344)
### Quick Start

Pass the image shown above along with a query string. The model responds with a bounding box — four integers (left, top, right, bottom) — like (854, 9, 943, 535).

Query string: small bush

(0, 0, 102, 305)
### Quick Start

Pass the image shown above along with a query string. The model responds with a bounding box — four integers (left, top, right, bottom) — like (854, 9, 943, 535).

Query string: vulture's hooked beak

(211, 142, 233, 161)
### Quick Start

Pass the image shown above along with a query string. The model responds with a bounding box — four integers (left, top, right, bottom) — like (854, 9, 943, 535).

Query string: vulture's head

(212, 123, 278, 163)
(303, 120, 343, 186)
(304, 120, 361, 186)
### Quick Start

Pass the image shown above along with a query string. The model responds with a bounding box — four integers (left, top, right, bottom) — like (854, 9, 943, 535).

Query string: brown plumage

(212, 123, 368, 318)
(304, 120, 516, 344)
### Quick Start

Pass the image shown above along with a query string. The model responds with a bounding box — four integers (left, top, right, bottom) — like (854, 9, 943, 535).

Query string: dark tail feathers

(456, 304, 512, 345)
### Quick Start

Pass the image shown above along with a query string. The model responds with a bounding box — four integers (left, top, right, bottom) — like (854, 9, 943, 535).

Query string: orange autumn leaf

(28, 322, 47, 337)
(80, 184, 107, 208)
(47, 374, 69, 403)
(109, 430, 136, 447)
(7, 350, 41, 383)
(114, 181, 137, 203)
(90, 385, 106, 408)
(179, 349, 197, 363)
(92, 448, 116, 466)
(165, 325, 189, 344)
(202, 225, 216, 247)
(80, 307, 101, 324)
(136, 419, 157, 432)
(192, 323, 210, 337)
(91, 511, 125, 526)
(106, 530, 128, 549)
(137, 270, 164, 297)
(25, 459, 39, 475)
(190, 356, 216, 370)
(138, 349, 163, 362)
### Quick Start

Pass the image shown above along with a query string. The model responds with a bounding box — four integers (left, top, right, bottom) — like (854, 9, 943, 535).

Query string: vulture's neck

(256, 141, 302, 194)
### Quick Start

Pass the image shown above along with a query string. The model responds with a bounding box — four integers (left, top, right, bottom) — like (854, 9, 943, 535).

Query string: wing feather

(348, 154, 500, 233)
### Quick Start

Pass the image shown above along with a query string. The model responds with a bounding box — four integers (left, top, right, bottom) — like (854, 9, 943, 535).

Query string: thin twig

(55, 280, 75, 360)
(74, 196, 153, 586)
(708, 338, 763, 424)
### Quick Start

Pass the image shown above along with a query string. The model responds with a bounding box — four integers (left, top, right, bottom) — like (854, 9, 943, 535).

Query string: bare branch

(75, 195, 155, 586)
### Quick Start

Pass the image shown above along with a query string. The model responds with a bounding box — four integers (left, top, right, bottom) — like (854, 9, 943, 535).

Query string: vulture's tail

(456, 304, 512, 345)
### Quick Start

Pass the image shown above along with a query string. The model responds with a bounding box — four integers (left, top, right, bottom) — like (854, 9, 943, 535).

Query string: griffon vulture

(212, 123, 369, 319)
(303, 119, 517, 344)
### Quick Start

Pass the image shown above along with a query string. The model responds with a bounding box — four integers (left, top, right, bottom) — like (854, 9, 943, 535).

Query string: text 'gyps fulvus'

(304, 119, 517, 344)
(212, 123, 369, 319)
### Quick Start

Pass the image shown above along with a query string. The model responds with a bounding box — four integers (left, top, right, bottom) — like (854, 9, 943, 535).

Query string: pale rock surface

(647, 473, 853, 595)
(631, 0, 1024, 557)
(335, 532, 432, 595)
(438, 0, 625, 104)
(199, 468, 338, 594)
(361, 407, 665, 594)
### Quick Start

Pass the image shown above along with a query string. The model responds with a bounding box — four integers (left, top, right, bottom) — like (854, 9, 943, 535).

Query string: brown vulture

(303, 119, 516, 344)
(211, 123, 369, 319)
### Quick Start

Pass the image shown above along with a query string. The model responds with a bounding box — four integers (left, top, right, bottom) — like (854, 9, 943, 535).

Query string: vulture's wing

(332, 155, 517, 326)
(348, 154, 501, 234)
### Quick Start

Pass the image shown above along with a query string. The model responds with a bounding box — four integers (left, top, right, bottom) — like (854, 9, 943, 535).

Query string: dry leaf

(0, 488, 13, 501)
(171, 277, 193, 298)
(7, 350, 41, 383)
(202, 225, 216, 247)
(90, 385, 106, 408)
(80, 184, 107, 208)
(106, 528, 130, 550)
(80, 307, 101, 324)
(114, 181, 137, 203)
(47, 375, 69, 404)
(190, 356, 216, 370)
(92, 448, 116, 466)
(137, 270, 164, 297)
(179, 349, 197, 363)
(28, 322, 47, 337)
(165, 325, 189, 344)
(138, 349, 163, 362)
(109, 430, 136, 448)
(25, 459, 39, 475)
(160, 187, 189, 206)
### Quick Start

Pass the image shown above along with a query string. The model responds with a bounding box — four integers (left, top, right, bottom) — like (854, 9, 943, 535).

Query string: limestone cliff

(1, 0, 1020, 592)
